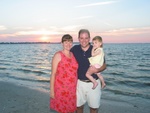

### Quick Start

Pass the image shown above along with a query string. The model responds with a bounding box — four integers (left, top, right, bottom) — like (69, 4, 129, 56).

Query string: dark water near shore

(0, 43, 150, 105)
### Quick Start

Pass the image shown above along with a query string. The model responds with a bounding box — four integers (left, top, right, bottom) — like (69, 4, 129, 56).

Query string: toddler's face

(92, 40, 102, 48)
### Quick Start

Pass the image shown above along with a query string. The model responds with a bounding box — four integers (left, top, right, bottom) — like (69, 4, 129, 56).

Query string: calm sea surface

(0, 43, 150, 107)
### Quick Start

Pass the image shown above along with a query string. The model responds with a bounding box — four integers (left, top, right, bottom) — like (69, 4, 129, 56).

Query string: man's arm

(90, 63, 106, 74)
(97, 63, 106, 72)
(98, 56, 106, 72)
(90, 56, 107, 73)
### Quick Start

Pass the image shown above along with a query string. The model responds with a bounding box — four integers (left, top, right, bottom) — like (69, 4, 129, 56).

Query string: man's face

(78, 32, 90, 48)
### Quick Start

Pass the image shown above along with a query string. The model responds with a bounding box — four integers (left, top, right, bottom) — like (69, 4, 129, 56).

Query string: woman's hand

(50, 91, 55, 99)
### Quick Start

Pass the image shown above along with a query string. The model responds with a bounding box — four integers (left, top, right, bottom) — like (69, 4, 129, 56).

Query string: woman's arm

(50, 52, 61, 98)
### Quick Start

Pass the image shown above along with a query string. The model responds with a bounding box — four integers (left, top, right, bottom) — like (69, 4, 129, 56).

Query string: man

(71, 29, 106, 113)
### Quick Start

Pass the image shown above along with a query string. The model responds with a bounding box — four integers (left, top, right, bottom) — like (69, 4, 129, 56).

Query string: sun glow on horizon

(40, 36, 50, 42)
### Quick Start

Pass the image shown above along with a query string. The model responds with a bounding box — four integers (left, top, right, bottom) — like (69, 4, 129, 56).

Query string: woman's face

(62, 40, 73, 51)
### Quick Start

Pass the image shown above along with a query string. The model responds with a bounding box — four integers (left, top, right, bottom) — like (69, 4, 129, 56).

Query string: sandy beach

(0, 81, 149, 113)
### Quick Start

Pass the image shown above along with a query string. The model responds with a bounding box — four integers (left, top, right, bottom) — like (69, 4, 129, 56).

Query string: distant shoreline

(0, 42, 58, 44)
(0, 42, 149, 44)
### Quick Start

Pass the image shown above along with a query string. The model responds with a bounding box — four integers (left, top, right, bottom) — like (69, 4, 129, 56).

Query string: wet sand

(0, 81, 149, 113)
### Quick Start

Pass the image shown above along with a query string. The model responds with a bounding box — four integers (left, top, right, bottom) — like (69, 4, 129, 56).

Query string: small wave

(15, 68, 47, 75)
(37, 79, 49, 83)
(143, 53, 150, 55)
(0, 62, 11, 66)
(106, 63, 119, 67)
(136, 68, 150, 72)
(137, 64, 150, 67)
(107, 53, 120, 56)
(32, 70, 47, 75)
(0, 72, 10, 77)
(114, 79, 150, 88)
(105, 88, 150, 99)
(108, 72, 124, 75)
(0, 67, 7, 70)
(22, 64, 35, 68)
(0, 74, 50, 83)
(30, 62, 43, 65)
(143, 82, 150, 87)
(107, 53, 113, 55)
(16, 68, 31, 73)
(128, 74, 150, 78)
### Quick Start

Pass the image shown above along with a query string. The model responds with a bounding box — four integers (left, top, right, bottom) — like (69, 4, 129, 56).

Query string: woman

(50, 34, 78, 113)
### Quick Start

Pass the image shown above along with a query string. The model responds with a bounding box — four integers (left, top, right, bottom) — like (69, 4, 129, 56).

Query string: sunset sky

(0, 0, 150, 43)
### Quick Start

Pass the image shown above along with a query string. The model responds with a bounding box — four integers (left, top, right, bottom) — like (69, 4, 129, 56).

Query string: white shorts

(76, 79, 101, 108)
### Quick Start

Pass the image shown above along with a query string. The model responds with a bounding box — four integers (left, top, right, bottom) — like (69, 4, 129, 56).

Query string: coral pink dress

(50, 51, 78, 113)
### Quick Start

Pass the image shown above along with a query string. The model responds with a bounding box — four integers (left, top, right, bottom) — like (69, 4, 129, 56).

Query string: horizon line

(0, 42, 149, 44)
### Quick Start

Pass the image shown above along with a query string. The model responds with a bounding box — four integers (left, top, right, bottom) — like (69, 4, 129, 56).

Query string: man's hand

(93, 63, 107, 73)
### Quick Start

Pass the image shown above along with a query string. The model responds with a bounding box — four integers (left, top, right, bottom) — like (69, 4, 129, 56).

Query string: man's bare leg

(76, 105, 84, 113)
(90, 107, 98, 113)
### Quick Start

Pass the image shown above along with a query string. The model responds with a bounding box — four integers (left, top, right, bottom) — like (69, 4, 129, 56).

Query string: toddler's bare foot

(92, 82, 98, 89)
(101, 83, 106, 89)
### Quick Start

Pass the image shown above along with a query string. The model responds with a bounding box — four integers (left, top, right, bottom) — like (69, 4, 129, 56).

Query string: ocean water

(0, 43, 150, 107)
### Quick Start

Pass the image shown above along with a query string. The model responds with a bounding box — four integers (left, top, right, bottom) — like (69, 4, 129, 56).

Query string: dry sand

(0, 81, 149, 113)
